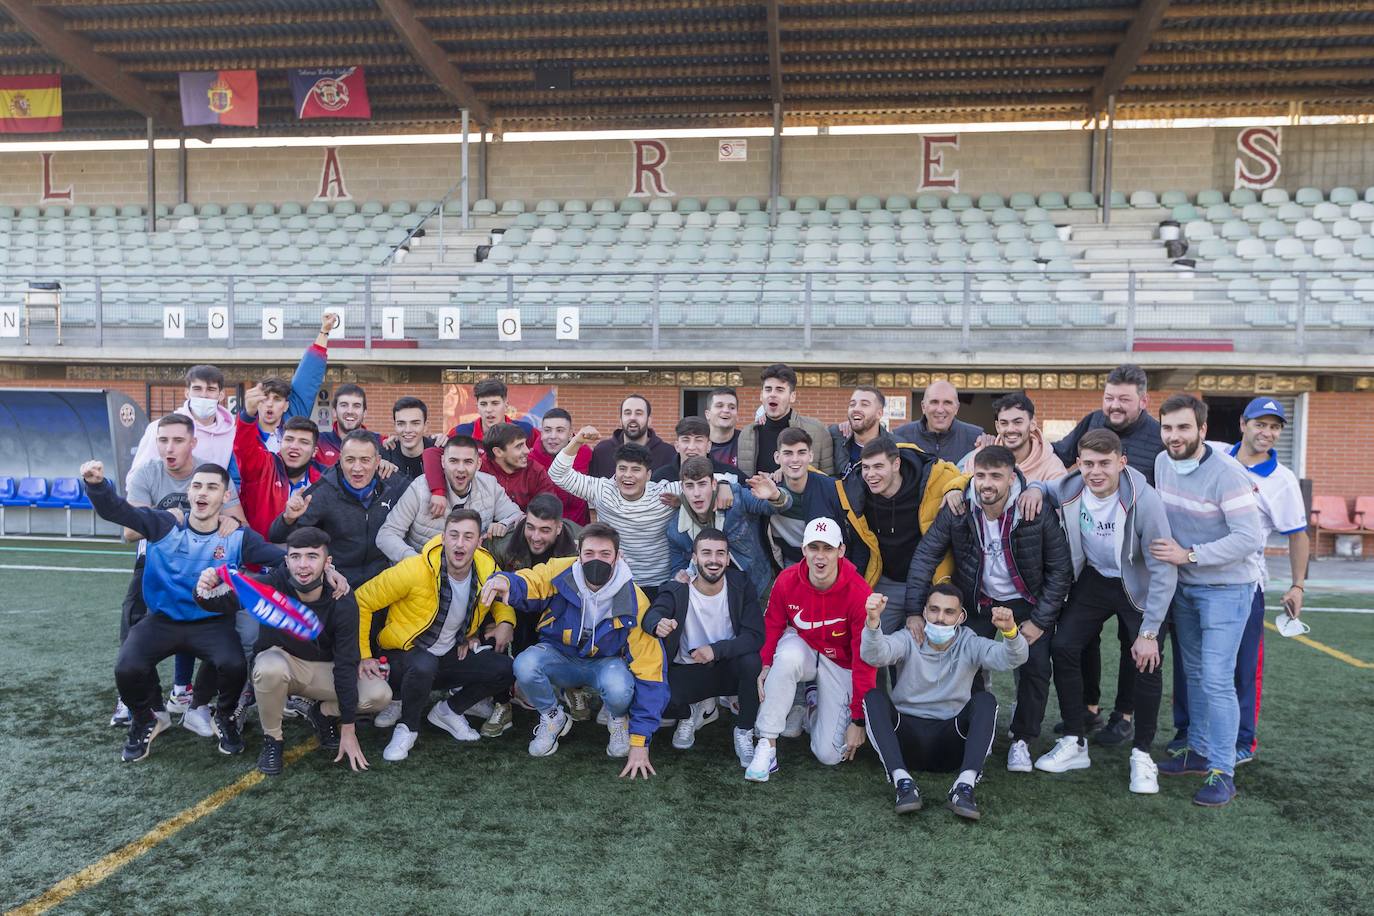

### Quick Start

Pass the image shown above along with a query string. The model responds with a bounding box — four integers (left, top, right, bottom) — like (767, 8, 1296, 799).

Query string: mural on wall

(629, 139, 674, 197)
(1234, 126, 1281, 190)
(443, 384, 558, 432)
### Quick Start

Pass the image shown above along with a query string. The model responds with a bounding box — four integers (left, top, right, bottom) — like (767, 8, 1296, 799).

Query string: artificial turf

(3, 540, 1373, 915)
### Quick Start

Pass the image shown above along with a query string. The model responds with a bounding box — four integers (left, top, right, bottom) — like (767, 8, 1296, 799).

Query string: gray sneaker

(529, 708, 571, 757)
(607, 715, 631, 758)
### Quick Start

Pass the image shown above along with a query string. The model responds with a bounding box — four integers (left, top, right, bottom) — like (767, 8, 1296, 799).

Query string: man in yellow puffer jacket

(356, 507, 517, 763)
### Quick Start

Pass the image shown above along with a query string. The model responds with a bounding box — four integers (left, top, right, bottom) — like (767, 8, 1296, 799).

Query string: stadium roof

(1, 0, 1373, 139)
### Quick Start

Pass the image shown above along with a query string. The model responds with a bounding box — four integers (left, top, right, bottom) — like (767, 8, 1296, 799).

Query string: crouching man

(860, 586, 1027, 821)
(195, 526, 391, 775)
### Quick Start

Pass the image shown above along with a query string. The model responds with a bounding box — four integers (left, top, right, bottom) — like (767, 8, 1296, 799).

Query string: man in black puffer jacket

(270, 430, 410, 588)
(903, 445, 1072, 774)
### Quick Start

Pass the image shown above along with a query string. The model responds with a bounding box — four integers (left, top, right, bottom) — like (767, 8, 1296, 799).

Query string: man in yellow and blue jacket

(480, 521, 668, 779)
(356, 507, 517, 763)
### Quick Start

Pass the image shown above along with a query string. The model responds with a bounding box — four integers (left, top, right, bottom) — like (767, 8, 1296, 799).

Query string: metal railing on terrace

(1, 268, 1371, 356)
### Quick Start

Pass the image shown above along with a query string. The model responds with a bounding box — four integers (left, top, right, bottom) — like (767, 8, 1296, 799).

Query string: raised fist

(80, 460, 105, 486)
(990, 605, 1015, 632)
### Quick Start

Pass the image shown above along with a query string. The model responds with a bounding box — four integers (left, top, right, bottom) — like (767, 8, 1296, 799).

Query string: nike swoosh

(793, 616, 845, 630)
(831, 630, 846, 638)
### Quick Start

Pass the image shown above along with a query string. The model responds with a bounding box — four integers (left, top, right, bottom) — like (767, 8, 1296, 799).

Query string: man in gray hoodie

(860, 584, 1028, 822)
(1026, 428, 1177, 795)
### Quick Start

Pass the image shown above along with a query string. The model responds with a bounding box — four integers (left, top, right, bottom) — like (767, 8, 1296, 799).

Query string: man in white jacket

(860, 585, 1028, 822)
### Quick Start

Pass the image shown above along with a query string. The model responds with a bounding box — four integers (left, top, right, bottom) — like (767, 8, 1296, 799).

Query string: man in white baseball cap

(746, 516, 883, 781)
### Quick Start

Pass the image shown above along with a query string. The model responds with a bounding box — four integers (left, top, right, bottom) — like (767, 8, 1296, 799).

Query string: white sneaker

(1130, 748, 1160, 795)
(720, 695, 740, 716)
(1035, 736, 1091, 773)
(607, 715, 631, 758)
(383, 723, 418, 761)
(109, 698, 131, 727)
(374, 700, 402, 728)
(733, 726, 756, 767)
(283, 695, 313, 720)
(1007, 739, 1033, 773)
(182, 704, 214, 738)
(529, 708, 571, 757)
(745, 739, 778, 782)
(781, 704, 805, 738)
(464, 697, 495, 721)
(167, 685, 193, 714)
(693, 698, 719, 729)
(596, 704, 610, 726)
(428, 701, 481, 743)
(671, 717, 696, 750)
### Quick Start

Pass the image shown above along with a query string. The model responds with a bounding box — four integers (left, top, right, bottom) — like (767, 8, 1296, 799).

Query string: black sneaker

(1093, 712, 1134, 747)
(304, 701, 341, 751)
(257, 735, 284, 776)
(894, 778, 923, 814)
(212, 709, 245, 755)
(1053, 709, 1104, 735)
(233, 685, 256, 736)
(121, 710, 170, 762)
(946, 782, 980, 821)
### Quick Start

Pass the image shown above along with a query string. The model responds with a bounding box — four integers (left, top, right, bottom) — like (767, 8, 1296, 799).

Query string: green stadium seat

(1294, 187, 1323, 206)
(1195, 189, 1224, 207)
(1259, 188, 1288, 206)
(946, 193, 973, 211)
(647, 198, 674, 214)
(977, 193, 1005, 211)
(1038, 191, 1067, 210)
(1228, 188, 1257, 207)
(915, 193, 943, 212)
(1130, 190, 1159, 208)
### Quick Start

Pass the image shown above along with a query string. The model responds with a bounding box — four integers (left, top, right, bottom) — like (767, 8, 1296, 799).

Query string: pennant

(290, 67, 371, 120)
(216, 566, 322, 640)
(179, 70, 258, 127)
(0, 74, 61, 133)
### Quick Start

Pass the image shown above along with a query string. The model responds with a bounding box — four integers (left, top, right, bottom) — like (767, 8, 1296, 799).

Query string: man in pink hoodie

(959, 393, 1067, 483)
(125, 365, 236, 490)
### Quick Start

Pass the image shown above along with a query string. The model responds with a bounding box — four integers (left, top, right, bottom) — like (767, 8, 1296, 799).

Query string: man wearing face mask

(903, 446, 1072, 775)
(357, 508, 519, 761)
(1150, 394, 1263, 807)
(960, 393, 1067, 483)
(861, 585, 1027, 820)
(829, 386, 889, 480)
(666, 456, 790, 599)
(194, 527, 391, 776)
(269, 431, 409, 589)
(483, 524, 668, 780)
(644, 529, 765, 764)
(126, 365, 237, 489)
(586, 394, 677, 478)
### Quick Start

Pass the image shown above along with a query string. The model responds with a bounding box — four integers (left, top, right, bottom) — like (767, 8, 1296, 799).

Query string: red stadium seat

(1353, 496, 1374, 533)
(1310, 495, 1360, 554)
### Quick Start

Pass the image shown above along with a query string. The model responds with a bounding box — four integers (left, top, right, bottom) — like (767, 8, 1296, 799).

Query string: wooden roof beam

(375, 0, 490, 125)
(0, 0, 212, 141)
(1090, 0, 1171, 117)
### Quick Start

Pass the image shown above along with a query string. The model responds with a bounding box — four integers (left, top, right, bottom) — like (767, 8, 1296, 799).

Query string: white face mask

(925, 622, 960, 647)
(188, 397, 219, 420)
(1169, 456, 1201, 476)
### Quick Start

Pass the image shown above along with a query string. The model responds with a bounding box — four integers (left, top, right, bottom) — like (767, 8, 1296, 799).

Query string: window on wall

(681, 388, 713, 419)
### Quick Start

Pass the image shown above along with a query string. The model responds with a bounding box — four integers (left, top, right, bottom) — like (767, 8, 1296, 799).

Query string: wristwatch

(1186, 548, 1199, 564)
(1140, 630, 1157, 641)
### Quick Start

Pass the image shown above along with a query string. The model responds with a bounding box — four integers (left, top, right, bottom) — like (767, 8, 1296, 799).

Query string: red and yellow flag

(0, 74, 62, 133)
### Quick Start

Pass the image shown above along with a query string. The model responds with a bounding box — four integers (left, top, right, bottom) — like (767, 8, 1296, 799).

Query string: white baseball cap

(803, 517, 843, 548)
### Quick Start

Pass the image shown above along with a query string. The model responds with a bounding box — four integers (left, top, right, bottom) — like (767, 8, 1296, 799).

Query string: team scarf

(216, 566, 322, 640)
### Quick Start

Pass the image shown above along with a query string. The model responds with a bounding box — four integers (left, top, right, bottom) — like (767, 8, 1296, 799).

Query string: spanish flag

(0, 74, 62, 133)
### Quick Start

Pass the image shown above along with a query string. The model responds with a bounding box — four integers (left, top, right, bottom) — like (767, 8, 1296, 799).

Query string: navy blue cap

(1242, 396, 1287, 424)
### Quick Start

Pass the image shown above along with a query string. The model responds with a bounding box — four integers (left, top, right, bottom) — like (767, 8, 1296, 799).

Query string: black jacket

(892, 417, 984, 463)
(196, 565, 364, 724)
(588, 428, 678, 478)
(269, 465, 410, 588)
(650, 454, 745, 484)
(903, 471, 1072, 630)
(1052, 410, 1164, 486)
(489, 519, 583, 571)
(641, 567, 764, 663)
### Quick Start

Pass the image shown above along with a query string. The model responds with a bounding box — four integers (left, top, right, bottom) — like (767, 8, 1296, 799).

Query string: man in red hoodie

(747, 517, 879, 781)
(481, 422, 560, 511)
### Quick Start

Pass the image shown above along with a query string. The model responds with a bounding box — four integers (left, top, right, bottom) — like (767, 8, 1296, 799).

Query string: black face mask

(582, 559, 614, 587)
(294, 572, 326, 594)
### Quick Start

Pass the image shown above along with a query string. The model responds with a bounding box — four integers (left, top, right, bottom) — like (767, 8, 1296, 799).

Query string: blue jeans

(1170, 582, 1255, 775)
(513, 643, 635, 718)
(1171, 585, 1266, 752)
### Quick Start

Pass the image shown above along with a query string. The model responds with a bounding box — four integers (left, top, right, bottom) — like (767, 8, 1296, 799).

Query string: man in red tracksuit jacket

(746, 516, 880, 782)
(234, 387, 324, 538)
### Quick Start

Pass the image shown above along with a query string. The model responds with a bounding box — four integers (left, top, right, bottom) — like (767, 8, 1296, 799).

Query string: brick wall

(8, 123, 1374, 208)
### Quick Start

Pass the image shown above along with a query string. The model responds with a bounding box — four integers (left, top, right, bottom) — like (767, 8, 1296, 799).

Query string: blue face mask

(925, 622, 960, 647)
(1169, 456, 1201, 476)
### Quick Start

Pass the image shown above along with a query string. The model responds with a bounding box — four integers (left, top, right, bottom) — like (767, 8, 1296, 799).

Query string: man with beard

(960, 393, 1067, 483)
(195, 527, 391, 776)
(587, 394, 677, 477)
(269, 431, 409, 589)
(736, 364, 834, 476)
(234, 386, 324, 539)
(666, 456, 790, 599)
(1151, 395, 1263, 807)
(829, 386, 889, 479)
(357, 508, 518, 761)
(489, 493, 582, 654)
(903, 446, 1072, 775)
(530, 407, 591, 525)
(705, 387, 741, 468)
(483, 523, 668, 779)
(644, 529, 765, 765)
(315, 384, 381, 466)
(892, 381, 984, 463)
(377, 436, 523, 562)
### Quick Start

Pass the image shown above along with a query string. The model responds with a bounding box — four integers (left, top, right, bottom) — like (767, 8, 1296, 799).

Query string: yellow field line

(6, 739, 318, 916)
(1264, 621, 1374, 669)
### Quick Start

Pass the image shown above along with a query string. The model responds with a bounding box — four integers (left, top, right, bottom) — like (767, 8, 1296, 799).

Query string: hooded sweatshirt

(571, 556, 635, 643)
(860, 624, 1028, 720)
(959, 426, 1067, 483)
(125, 401, 237, 490)
(762, 557, 877, 719)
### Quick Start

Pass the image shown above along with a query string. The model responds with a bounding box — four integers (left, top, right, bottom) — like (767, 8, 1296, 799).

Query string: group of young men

(91, 315, 1306, 817)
